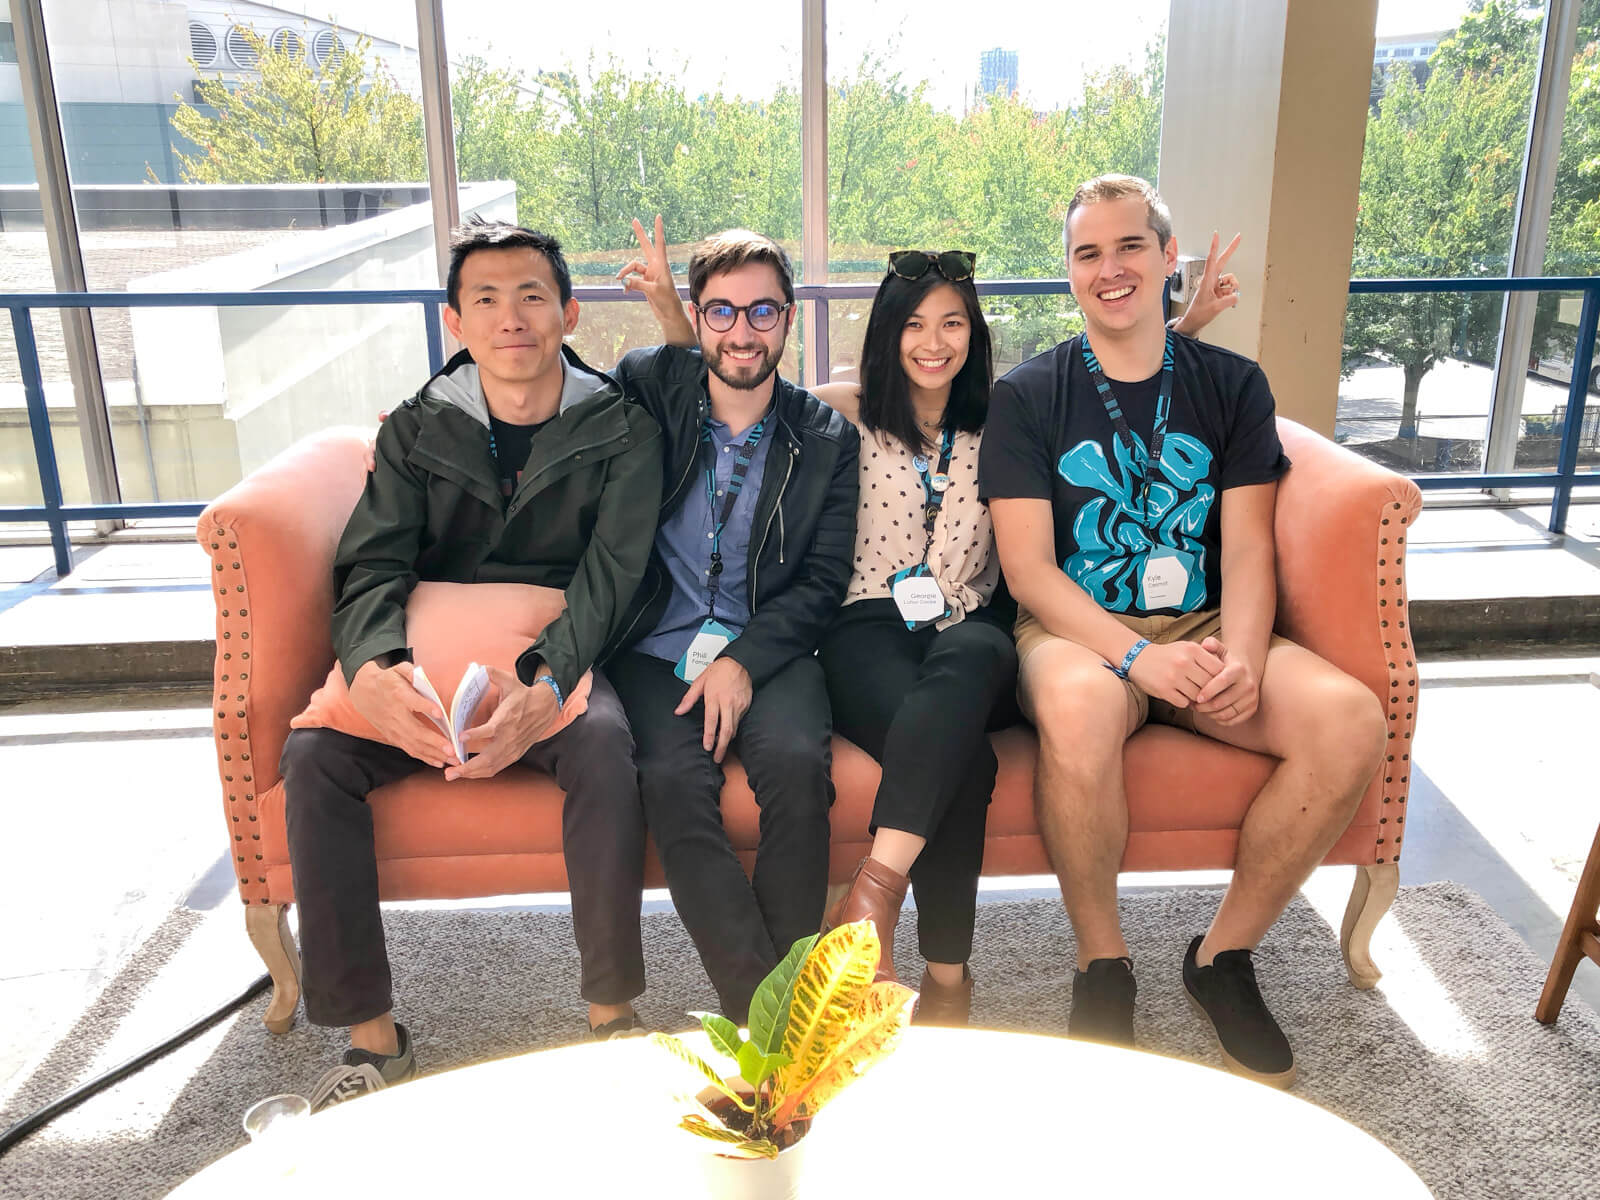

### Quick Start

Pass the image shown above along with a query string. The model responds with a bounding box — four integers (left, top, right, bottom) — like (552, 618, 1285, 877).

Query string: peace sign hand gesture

(1172, 232, 1242, 337)
(617, 213, 696, 346)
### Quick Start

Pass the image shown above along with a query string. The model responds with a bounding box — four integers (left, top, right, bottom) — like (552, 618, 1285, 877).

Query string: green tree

(1346, 1, 1600, 441)
(170, 29, 424, 184)
(1345, 17, 1540, 438)
(452, 55, 552, 229)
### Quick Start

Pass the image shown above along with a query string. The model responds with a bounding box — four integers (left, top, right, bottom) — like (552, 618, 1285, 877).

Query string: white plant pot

(697, 1135, 808, 1200)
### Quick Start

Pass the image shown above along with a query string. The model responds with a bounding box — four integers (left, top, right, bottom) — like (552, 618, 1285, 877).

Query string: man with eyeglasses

(605, 225, 859, 1018)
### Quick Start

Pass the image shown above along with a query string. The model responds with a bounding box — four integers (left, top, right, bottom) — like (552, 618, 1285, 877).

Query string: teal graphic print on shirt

(1057, 431, 1214, 613)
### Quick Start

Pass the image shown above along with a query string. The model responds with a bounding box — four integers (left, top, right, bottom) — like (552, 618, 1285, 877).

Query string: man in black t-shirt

(980, 175, 1386, 1089)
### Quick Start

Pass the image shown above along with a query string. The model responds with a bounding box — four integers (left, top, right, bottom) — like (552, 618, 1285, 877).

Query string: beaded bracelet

(534, 673, 564, 710)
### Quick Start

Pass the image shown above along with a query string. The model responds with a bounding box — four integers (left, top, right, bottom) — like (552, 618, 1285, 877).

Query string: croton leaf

(748, 933, 818, 1055)
(690, 1010, 745, 1062)
(649, 1032, 753, 1112)
(679, 1115, 781, 1159)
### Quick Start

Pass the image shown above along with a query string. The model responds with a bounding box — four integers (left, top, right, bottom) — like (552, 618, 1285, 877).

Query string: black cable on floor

(0, 972, 272, 1159)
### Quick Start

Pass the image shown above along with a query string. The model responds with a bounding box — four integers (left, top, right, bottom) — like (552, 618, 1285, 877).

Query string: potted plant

(651, 919, 915, 1195)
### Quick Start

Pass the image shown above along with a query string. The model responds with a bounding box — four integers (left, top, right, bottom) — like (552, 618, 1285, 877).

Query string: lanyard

(911, 426, 956, 561)
(1080, 331, 1174, 524)
(487, 425, 512, 497)
(703, 419, 767, 618)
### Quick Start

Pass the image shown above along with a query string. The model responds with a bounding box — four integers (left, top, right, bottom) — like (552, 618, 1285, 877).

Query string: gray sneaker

(308, 1022, 417, 1112)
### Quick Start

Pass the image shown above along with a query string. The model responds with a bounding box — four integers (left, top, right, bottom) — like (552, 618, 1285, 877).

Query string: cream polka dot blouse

(844, 423, 999, 628)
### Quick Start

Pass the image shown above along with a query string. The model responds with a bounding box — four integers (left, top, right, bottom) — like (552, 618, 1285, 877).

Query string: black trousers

(281, 670, 645, 1027)
(817, 600, 1019, 964)
(608, 650, 833, 1019)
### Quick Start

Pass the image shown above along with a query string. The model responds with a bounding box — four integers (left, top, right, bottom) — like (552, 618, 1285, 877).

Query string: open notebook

(410, 662, 491, 763)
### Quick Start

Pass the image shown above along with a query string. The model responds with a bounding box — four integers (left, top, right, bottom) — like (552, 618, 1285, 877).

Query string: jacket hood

(421, 345, 612, 427)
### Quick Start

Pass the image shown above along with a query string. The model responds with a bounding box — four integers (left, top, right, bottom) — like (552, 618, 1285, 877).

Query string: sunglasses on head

(694, 299, 792, 333)
(887, 249, 978, 283)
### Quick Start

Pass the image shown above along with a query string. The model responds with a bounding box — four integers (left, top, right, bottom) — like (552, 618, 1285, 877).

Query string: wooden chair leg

(245, 903, 302, 1034)
(1536, 821, 1600, 1025)
(1341, 862, 1399, 990)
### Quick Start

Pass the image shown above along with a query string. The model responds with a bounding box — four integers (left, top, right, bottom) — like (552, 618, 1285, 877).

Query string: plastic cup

(242, 1093, 311, 1176)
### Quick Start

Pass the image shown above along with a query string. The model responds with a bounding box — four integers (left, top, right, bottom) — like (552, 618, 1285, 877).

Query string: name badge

(888, 565, 951, 629)
(676, 618, 735, 683)
(1140, 547, 1195, 611)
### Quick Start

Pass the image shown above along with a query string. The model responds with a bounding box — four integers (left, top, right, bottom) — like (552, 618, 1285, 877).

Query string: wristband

(1108, 638, 1151, 680)
(534, 673, 564, 710)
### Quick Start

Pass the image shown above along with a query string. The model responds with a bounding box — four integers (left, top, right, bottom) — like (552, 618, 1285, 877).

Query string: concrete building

(0, 0, 420, 185)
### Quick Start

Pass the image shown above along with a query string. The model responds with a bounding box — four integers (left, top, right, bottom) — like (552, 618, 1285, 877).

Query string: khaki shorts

(1014, 604, 1293, 733)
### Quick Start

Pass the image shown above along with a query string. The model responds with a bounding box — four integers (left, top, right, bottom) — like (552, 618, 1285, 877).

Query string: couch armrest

(197, 429, 370, 903)
(1273, 417, 1422, 863)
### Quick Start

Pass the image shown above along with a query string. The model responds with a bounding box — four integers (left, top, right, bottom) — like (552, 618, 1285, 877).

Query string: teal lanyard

(1081, 331, 1175, 524)
(911, 426, 955, 561)
(702, 420, 766, 619)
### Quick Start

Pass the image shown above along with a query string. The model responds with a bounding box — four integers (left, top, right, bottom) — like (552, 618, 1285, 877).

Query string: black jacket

(331, 345, 663, 697)
(610, 345, 859, 687)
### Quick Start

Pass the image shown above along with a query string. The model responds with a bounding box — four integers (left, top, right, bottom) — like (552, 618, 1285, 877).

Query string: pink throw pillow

(291, 582, 592, 753)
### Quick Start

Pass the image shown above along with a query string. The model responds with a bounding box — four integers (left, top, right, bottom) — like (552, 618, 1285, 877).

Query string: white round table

(169, 1027, 1431, 1198)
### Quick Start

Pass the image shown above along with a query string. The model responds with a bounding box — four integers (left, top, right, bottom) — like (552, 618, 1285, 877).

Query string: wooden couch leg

(246, 903, 302, 1033)
(1341, 863, 1399, 990)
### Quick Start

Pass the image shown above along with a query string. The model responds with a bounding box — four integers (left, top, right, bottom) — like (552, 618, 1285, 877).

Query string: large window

(0, 1, 437, 512)
(824, 2, 1167, 381)
(1340, 0, 1551, 476)
(443, 4, 804, 377)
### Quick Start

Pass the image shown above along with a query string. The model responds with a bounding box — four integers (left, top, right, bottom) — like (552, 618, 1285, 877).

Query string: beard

(704, 339, 784, 392)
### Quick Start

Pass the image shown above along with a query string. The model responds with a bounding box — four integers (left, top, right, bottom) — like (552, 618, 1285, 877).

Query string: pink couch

(199, 418, 1421, 1032)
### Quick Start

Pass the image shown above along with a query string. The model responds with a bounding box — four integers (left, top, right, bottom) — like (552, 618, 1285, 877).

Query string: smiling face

(898, 282, 972, 394)
(1066, 194, 1178, 341)
(694, 262, 792, 392)
(442, 246, 579, 392)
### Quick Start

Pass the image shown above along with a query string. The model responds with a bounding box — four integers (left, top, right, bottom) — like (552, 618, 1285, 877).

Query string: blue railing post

(12, 306, 72, 577)
(424, 300, 445, 375)
(814, 297, 830, 388)
(1551, 283, 1599, 533)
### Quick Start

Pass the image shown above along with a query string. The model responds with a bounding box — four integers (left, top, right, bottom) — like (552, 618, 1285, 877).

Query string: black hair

(446, 217, 573, 311)
(857, 269, 993, 452)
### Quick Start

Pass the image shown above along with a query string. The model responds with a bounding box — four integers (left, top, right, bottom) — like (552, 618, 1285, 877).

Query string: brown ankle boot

(913, 966, 974, 1027)
(822, 857, 910, 982)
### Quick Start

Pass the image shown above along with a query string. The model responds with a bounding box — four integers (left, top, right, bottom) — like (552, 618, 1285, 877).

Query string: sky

(299, 0, 1478, 114)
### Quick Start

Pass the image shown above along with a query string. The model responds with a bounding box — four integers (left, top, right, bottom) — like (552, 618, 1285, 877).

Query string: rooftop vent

(188, 21, 217, 67)
(312, 29, 345, 70)
(271, 28, 305, 60)
(225, 24, 259, 69)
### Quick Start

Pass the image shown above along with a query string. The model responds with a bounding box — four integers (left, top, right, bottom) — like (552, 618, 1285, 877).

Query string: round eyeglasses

(694, 299, 793, 333)
(887, 250, 978, 283)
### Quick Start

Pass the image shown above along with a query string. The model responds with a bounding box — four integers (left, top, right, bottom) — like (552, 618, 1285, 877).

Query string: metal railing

(3, 276, 1597, 578)
(1348, 276, 1600, 532)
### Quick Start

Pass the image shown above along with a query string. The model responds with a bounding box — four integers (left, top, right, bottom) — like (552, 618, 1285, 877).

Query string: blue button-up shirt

(635, 413, 774, 665)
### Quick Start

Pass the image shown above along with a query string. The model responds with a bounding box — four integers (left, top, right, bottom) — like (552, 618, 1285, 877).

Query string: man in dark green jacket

(280, 221, 663, 1112)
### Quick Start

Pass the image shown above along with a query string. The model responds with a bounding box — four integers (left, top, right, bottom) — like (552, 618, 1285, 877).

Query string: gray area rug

(3, 882, 1598, 1199)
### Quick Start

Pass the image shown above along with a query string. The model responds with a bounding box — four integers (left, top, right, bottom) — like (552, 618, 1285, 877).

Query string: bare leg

(589, 1001, 635, 1029)
(869, 828, 927, 875)
(1191, 645, 1387, 963)
(350, 1011, 398, 1057)
(1020, 640, 1141, 970)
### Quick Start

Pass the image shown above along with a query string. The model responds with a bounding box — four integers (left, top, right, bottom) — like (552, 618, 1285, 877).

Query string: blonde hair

(1063, 174, 1173, 254)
